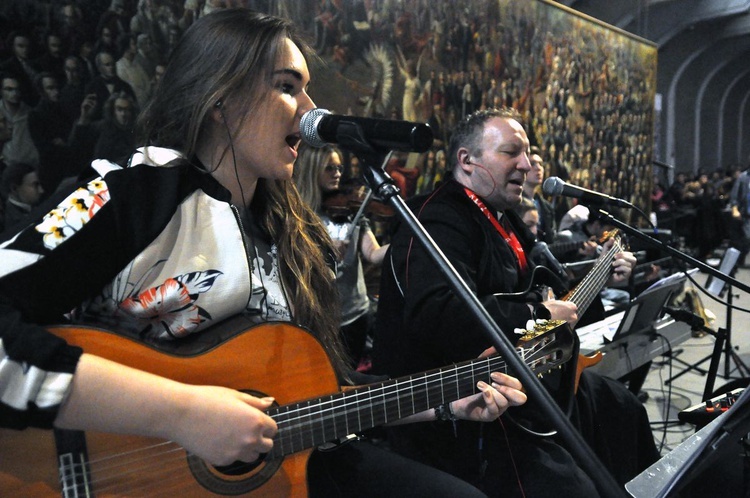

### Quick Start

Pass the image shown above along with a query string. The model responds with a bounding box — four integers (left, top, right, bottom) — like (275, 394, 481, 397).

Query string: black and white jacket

(0, 147, 288, 429)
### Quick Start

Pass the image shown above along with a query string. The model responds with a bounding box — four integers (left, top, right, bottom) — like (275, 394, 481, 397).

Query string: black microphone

(664, 306, 705, 329)
(300, 108, 433, 152)
(542, 177, 631, 208)
(530, 241, 569, 282)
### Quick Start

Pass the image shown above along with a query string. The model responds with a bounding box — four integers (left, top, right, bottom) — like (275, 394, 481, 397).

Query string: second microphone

(542, 176, 631, 208)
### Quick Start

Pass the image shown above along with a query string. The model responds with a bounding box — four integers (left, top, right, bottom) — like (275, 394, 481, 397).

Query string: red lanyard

(464, 187, 528, 273)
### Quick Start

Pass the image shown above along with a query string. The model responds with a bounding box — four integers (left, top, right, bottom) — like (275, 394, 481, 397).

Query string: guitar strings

(53, 334, 563, 493)
(269, 337, 560, 455)
(567, 243, 617, 306)
(271, 356, 507, 454)
(268, 338, 550, 430)
(566, 238, 623, 312)
(59, 443, 193, 495)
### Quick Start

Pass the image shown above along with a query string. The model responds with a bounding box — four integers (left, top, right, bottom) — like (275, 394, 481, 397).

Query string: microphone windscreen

(300, 108, 331, 147)
(542, 177, 565, 196)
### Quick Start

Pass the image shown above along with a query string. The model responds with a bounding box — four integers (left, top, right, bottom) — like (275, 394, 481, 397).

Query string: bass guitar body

(0, 322, 340, 497)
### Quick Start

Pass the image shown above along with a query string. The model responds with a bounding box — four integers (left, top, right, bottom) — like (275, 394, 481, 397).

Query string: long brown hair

(138, 9, 349, 378)
(293, 143, 342, 211)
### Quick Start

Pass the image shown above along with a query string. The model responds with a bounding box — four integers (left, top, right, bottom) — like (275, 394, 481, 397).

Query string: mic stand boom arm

(595, 210, 750, 295)
(336, 122, 626, 498)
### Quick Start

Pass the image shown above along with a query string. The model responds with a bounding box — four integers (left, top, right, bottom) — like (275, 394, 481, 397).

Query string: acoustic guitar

(0, 318, 573, 497)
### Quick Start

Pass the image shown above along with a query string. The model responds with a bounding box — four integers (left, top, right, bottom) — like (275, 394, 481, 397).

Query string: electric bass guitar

(520, 231, 626, 392)
(0, 318, 573, 497)
(558, 230, 626, 391)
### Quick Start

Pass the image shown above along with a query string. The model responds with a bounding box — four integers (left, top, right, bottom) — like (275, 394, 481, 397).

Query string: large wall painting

(280, 0, 657, 215)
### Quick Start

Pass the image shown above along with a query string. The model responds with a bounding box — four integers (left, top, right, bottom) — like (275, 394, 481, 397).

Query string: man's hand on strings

(450, 372, 527, 422)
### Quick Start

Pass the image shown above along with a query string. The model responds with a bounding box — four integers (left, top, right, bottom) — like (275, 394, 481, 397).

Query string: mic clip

(664, 306, 705, 330)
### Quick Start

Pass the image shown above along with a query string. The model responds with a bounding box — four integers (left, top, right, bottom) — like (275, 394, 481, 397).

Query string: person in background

(28, 72, 98, 195)
(373, 107, 656, 497)
(0, 73, 39, 167)
(33, 31, 67, 84)
(55, 2, 92, 59)
(514, 197, 572, 303)
(0, 111, 14, 229)
(134, 33, 158, 79)
(522, 145, 557, 244)
(93, 90, 137, 164)
(1, 161, 44, 232)
(97, 0, 131, 42)
(83, 50, 135, 120)
(295, 143, 389, 369)
(115, 33, 152, 109)
(148, 62, 167, 102)
(515, 197, 539, 238)
(92, 23, 119, 64)
(730, 155, 750, 267)
(0, 10, 524, 497)
(0, 31, 39, 107)
(59, 56, 90, 125)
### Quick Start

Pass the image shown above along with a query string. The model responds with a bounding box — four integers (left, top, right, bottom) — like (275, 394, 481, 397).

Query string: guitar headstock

(516, 320, 575, 376)
(600, 229, 628, 251)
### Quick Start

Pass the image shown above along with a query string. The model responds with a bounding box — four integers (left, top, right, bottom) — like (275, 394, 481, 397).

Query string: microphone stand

(652, 160, 675, 170)
(663, 307, 729, 400)
(334, 122, 626, 498)
(595, 208, 750, 398)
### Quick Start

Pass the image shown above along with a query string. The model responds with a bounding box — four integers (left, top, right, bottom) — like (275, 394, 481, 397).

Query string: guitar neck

(563, 236, 623, 316)
(547, 238, 585, 257)
(267, 355, 503, 457)
(267, 324, 571, 458)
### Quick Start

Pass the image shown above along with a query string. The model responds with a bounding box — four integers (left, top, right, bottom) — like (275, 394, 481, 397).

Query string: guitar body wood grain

(0, 322, 339, 497)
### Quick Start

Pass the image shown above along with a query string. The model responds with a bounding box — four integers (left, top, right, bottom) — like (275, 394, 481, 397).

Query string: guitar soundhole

(187, 452, 283, 495)
(214, 459, 260, 476)
(187, 392, 283, 495)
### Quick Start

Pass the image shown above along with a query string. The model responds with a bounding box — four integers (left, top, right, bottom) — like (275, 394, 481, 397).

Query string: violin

(321, 184, 395, 222)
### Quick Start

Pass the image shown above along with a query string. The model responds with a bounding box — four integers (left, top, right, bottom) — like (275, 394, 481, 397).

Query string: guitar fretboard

(266, 336, 565, 458)
(563, 236, 623, 316)
(267, 356, 500, 457)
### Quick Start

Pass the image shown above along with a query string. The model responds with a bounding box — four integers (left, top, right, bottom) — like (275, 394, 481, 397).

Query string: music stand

(665, 248, 750, 398)
(705, 248, 749, 381)
(608, 272, 689, 343)
(625, 386, 750, 497)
